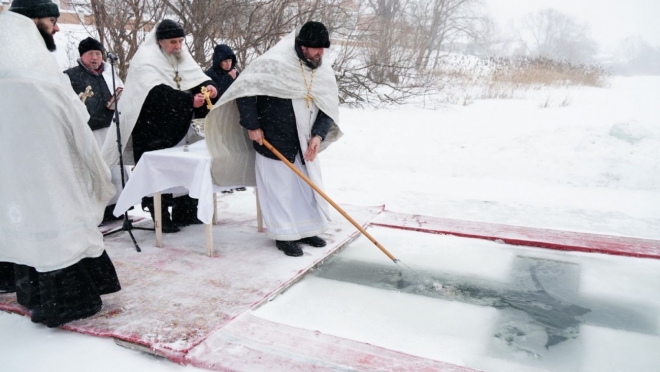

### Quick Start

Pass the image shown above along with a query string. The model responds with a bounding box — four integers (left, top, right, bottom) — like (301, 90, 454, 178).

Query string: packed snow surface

(2, 71, 659, 371)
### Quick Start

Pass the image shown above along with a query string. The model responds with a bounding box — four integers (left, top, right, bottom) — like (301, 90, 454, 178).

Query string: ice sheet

(255, 228, 660, 371)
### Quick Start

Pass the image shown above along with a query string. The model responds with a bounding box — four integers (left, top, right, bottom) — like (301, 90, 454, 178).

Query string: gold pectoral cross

(200, 86, 213, 110)
(78, 86, 94, 104)
(305, 93, 313, 109)
(173, 71, 182, 89)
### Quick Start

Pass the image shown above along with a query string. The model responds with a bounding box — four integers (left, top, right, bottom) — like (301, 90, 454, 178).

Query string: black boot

(142, 197, 180, 233)
(298, 236, 327, 247)
(276, 241, 303, 257)
(0, 262, 16, 293)
(101, 204, 122, 224)
(171, 195, 203, 226)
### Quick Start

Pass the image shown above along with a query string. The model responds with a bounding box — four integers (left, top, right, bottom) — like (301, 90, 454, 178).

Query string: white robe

(205, 28, 344, 239)
(93, 127, 124, 205)
(0, 11, 115, 272)
(97, 61, 125, 204)
(205, 28, 343, 219)
(99, 60, 124, 97)
(101, 23, 210, 169)
(255, 98, 330, 240)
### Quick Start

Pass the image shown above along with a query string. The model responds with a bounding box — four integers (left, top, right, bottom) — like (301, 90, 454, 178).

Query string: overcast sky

(484, 0, 660, 52)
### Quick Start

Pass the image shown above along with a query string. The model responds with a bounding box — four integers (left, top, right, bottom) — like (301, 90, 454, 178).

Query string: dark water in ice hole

(311, 255, 658, 361)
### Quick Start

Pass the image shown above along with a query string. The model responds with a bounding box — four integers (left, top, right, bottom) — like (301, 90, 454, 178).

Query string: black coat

(64, 62, 115, 131)
(204, 44, 239, 98)
(236, 95, 333, 163)
(131, 80, 217, 162)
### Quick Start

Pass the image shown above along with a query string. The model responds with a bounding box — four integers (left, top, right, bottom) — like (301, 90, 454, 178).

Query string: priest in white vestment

(101, 19, 219, 232)
(0, 1, 120, 328)
(205, 22, 343, 257)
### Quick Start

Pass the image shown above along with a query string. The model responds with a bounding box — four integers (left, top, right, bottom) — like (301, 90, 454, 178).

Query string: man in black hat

(0, 0, 122, 327)
(64, 37, 125, 223)
(221, 21, 342, 257)
(101, 19, 220, 232)
(65, 38, 121, 138)
(8, 0, 60, 51)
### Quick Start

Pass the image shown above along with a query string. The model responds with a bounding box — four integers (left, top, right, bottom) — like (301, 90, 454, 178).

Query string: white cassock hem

(93, 127, 123, 205)
(255, 153, 328, 241)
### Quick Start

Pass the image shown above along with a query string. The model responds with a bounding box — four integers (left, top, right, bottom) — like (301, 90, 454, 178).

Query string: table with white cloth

(113, 140, 262, 256)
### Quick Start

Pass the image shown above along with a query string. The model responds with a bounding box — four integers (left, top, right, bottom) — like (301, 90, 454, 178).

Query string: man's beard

(308, 56, 322, 68)
(164, 50, 183, 65)
(37, 23, 56, 51)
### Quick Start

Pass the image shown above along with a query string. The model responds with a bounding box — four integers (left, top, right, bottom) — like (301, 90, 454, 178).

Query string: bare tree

(462, 14, 518, 58)
(161, 0, 231, 68)
(69, 0, 167, 80)
(221, 0, 326, 69)
(158, 0, 349, 71)
(614, 36, 660, 75)
(408, 0, 482, 69)
(71, 0, 492, 106)
(615, 36, 650, 64)
(326, 0, 483, 106)
(518, 8, 597, 62)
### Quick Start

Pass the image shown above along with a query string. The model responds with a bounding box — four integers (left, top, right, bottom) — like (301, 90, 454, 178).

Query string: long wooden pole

(262, 139, 398, 263)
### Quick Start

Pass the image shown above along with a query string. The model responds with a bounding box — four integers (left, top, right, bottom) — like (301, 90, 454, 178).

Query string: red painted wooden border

(371, 211, 660, 259)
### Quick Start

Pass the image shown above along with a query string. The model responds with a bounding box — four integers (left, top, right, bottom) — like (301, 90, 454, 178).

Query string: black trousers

(142, 194, 199, 225)
(0, 262, 15, 293)
(0, 251, 121, 328)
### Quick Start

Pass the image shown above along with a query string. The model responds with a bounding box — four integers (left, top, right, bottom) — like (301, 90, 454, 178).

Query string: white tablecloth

(113, 140, 235, 224)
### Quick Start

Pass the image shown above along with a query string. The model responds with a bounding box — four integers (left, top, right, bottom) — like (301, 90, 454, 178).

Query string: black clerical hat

(9, 0, 60, 18)
(78, 37, 104, 56)
(296, 21, 330, 48)
(156, 19, 185, 40)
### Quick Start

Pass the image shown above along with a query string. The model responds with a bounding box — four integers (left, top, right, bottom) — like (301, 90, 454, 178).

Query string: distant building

(57, 0, 95, 25)
(1, 0, 93, 25)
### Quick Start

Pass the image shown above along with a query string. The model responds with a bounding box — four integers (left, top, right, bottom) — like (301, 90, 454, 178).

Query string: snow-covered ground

(2, 75, 659, 371)
(325, 76, 660, 239)
(253, 77, 660, 371)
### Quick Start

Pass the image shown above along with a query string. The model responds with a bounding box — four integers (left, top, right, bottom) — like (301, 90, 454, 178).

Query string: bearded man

(0, 0, 121, 327)
(64, 37, 125, 223)
(205, 21, 343, 257)
(101, 19, 219, 232)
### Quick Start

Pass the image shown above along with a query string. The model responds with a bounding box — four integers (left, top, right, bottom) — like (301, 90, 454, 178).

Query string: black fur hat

(78, 37, 104, 56)
(9, 0, 60, 19)
(156, 19, 185, 40)
(296, 21, 330, 48)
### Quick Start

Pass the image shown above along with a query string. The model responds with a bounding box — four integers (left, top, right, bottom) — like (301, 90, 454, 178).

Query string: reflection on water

(313, 255, 658, 365)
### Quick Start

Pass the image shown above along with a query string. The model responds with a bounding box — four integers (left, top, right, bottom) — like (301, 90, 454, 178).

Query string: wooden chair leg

(256, 188, 264, 233)
(154, 192, 162, 247)
(206, 223, 213, 257)
(213, 192, 218, 225)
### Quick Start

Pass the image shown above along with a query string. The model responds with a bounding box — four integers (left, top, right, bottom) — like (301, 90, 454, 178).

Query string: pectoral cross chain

(173, 71, 182, 89)
(299, 60, 315, 109)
